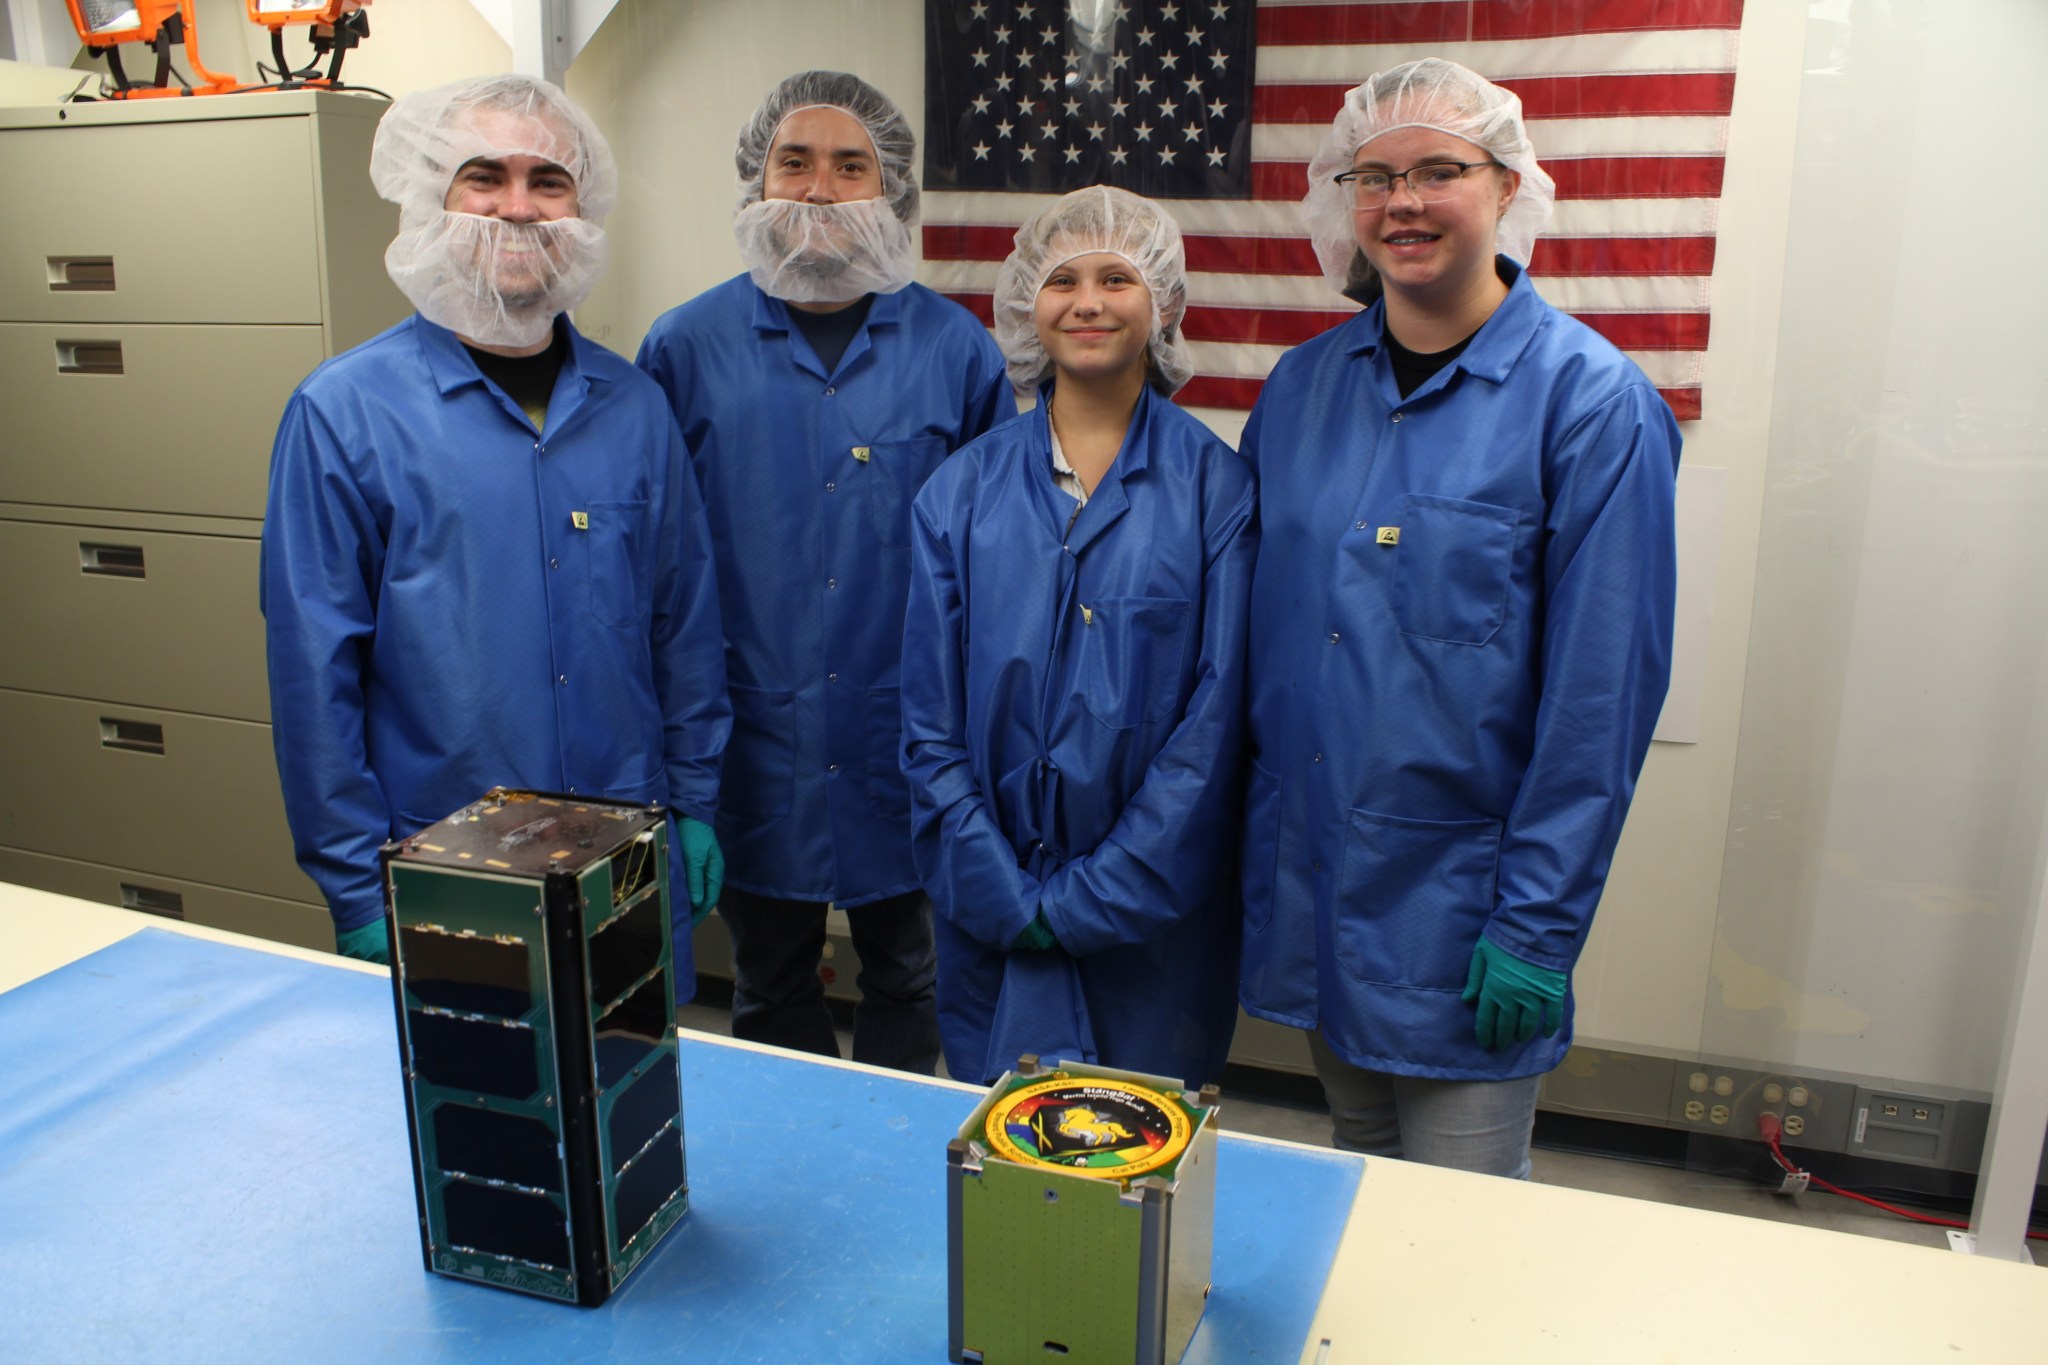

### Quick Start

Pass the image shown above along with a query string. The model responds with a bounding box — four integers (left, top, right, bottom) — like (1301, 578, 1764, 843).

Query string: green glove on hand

(677, 817, 724, 926)
(1011, 911, 1058, 952)
(335, 919, 390, 966)
(1460, 935, 1567, 1050)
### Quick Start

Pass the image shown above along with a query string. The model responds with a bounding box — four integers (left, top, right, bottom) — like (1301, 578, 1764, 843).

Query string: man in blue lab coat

(263, 75, 729, 975)
(637, 71, 1012, 1072)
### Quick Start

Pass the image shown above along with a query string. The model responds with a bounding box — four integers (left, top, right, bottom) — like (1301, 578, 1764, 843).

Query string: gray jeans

(1308, 1030, 1543, 1179)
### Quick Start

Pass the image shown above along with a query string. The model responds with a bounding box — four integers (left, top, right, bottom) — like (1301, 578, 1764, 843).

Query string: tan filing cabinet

(0, 92, 407, 950)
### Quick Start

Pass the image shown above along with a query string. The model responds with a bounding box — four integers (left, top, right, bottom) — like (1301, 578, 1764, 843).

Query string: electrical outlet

(1848, 1087, 1957, 1167)
(1665, 1067, 1856, 1150)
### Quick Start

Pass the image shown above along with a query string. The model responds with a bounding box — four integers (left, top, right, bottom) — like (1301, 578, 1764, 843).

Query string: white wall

(1698, 0, 2048, 1090)
(1567, 0, 1808, 1059)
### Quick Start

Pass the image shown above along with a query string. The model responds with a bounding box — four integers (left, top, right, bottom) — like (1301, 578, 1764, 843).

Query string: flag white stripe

(1252, 115, 1731, 162)
(1257, 33, 1740, 83)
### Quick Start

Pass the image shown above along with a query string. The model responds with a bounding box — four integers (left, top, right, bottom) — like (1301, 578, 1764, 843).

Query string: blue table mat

(0, 928, 1359, 1363)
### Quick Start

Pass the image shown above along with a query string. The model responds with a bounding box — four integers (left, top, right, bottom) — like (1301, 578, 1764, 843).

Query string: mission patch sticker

(983, 1075, 1193, 1180)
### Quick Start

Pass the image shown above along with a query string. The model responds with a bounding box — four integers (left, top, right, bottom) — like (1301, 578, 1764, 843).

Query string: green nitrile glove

(1011, 911, 1058, 952)
(677, 817, 723, 926)
(335, 919, 390, 965)
(1460, 935, 1567, 1050)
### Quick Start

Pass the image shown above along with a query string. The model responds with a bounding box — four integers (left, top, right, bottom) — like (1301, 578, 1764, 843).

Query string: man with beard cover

(262, 75, 731, 975)
(637, 71, 1012, 1074)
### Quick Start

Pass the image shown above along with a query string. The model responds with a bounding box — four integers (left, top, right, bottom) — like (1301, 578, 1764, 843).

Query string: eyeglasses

(1334, 160, 1501, 207)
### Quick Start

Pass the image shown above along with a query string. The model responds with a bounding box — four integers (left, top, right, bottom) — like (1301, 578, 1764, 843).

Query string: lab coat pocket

(864, 685, 911, 819)
(1240, 757, 1283, 932)
(1334, 807, 1500, 990)
(1076, 596, 1193, 729)
(722, 683, 796, 823)
(863, 435, 950, 548)
(1389, 494, 1519, 646)
(581, 498, 649, 629)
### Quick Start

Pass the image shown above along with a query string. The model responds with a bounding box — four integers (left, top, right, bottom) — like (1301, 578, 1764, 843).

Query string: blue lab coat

(261, 315, 730, 981)
(1239, 261, 1680, 1079)
(902, 387, 1255, 1086)
(636, 277, 1013, 905)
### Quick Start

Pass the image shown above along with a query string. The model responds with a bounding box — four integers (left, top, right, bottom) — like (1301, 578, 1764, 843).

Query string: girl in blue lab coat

(901, 187, 1255, 1087)
(1239, 60, 1681, 1175)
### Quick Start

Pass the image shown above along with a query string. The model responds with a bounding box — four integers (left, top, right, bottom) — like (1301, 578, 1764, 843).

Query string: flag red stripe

(1503, 72, 1739, 119)
(1547, 154, 1725, 198)
(1254, 73, 1738, 124)
(924, 224, 1021, 261)
(1659, 388, 1702, 420)
(943, 291, 996, 326)
(1576, 311, 1710, 349)
(948, 291, 1711, 353)
(1180, 373, 1706, 425)
(1254, 1, 1474, 45)
(1529, 234, 1717, 275)
(1182, 305, 1361, 345)
(1256, 0, 1744, 47)
(1180, 304, 1710, 349)
(1183, 233, 1322, 276)
(1249, 154, 1723, 201)
(930, 229, 1717, 279)
(1176, 375, 1269, 410)
(1187, 233, 1720, 278)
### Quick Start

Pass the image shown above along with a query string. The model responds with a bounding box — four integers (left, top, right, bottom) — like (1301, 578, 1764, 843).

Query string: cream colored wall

(565, 0, 924, 355)
(204, 0, 511, 93)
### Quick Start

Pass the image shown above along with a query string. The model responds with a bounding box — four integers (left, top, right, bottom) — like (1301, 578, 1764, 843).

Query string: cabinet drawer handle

(47, 256, 115, 292)
(121, 883, 186, 920)
(80, 542, 146, 578)
(99, 718, 165, 755)
(56, 339, 124, 375)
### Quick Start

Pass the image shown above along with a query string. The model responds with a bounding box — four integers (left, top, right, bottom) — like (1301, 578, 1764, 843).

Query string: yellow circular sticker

(984, 1076, 1192, 1179)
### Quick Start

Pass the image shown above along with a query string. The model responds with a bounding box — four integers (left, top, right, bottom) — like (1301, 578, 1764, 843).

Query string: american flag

(920, 0, 1745, 419)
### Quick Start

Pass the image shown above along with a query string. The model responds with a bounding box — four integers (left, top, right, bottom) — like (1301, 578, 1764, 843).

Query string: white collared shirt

(1048, 419, 1088, 506)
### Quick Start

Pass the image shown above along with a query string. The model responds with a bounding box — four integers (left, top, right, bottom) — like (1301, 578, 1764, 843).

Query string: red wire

(1756, 1115, 2048, 1242)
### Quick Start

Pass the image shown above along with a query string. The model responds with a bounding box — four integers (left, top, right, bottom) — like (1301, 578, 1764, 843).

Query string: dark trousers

(719, 886, 941, 1076)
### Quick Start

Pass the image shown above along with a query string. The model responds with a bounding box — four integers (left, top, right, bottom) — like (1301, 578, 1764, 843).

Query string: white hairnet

(734, 71, 919, 221)
(992, 185, 1193, 397)
(731, 71, 920, 305)
(371, 74, 618, 348)
(1299, 58, 1556, 301)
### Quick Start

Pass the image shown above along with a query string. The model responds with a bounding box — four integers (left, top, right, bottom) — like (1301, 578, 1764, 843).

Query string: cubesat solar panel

(380, 788, 688, 1306)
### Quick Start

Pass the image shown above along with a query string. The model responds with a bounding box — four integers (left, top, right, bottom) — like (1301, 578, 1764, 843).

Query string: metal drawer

(0, 517, 266, 721)
(0, 688, 314, 904)
(0, 322, 323, 517)
(0, 117, 323, 323)
(0, 845, 331, 952)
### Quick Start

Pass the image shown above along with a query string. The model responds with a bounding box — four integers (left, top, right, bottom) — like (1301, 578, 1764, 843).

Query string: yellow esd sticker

(1375, 526, 1401, 546)
(571, 511, 589, 530)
